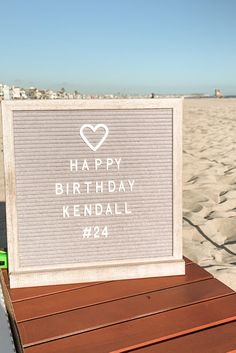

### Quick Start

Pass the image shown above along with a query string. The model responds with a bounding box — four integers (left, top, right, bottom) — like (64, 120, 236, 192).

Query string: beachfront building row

(0, 85, 178, 100)
(0, 84, 135, 100)
(0, 84, 151, 100)
(0, 84, 83, 101)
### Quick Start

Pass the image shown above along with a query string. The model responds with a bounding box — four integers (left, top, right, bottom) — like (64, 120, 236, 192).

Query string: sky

(1, 0, 236, 95)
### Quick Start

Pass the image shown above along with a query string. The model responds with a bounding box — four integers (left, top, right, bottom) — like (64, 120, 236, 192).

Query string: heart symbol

(80, 124, 109, 152)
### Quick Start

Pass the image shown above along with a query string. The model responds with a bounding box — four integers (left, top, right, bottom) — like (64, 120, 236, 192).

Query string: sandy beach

(183, 98, 236, 290)
(0, 98, 236, 290)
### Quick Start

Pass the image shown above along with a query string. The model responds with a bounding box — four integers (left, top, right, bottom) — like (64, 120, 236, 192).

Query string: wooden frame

(1, 99, 184, 288)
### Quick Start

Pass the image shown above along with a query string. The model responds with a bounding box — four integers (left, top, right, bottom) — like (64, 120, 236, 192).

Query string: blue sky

(1, 0, 236, 94)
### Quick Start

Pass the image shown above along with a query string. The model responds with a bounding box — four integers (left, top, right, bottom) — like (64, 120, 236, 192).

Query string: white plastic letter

(95, 159, 102, 170)
(70, 160, 78, 172)
(63, 205, 70, 218)
(55, 183, 64, 195)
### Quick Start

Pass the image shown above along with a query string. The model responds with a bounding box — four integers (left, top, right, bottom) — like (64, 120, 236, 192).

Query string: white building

(9, 86, 28, 100)
(10, 86, 21, 99)
(45, 90, 58, 99)
(0, 84, 10, 100)
(67, 93, 74, 99)
(20, 88, 27, 99)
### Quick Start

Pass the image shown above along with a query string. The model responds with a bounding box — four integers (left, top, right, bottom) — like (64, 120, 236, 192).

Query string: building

(9, 86, 27, 100)
(45, 90, 58, 99)
(0, 84, 10, 100)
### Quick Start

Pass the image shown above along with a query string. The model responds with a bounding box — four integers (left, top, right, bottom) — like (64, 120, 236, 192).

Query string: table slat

(24, 294, 236, 353)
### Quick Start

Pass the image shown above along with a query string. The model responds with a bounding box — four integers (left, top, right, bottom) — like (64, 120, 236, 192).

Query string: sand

(0, 98, 236, 290)
(184, 98, 236, 290)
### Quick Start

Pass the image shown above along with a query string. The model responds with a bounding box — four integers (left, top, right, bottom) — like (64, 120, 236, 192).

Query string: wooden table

(1, 258, 236, 353)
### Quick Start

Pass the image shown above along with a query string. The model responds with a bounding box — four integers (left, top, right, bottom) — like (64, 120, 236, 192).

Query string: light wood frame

(1, 99, 184, 288)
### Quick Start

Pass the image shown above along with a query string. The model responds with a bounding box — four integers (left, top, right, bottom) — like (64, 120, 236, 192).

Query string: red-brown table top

(2, 257, 236, 353)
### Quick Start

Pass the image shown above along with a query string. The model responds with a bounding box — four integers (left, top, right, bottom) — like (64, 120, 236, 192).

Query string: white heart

(80, 124, 109, 152)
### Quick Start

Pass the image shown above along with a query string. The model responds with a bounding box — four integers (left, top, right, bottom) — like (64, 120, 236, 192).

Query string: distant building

(45, 90, 58, 99)
(0, 84, 10, 100)
(9, 86, 27, 99)
(20, 88, 27, 99)
(215, 88, 223, 98)
(10, 86, 21, 99)
(26, 87, 40, 99)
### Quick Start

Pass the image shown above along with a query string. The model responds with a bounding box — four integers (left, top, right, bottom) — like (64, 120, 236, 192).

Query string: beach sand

(0, 99, 236, 290)
(183, 98, 236, 290)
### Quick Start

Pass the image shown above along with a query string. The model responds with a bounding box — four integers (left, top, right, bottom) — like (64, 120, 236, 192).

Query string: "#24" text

(82, 226, 108, 239)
